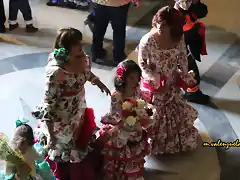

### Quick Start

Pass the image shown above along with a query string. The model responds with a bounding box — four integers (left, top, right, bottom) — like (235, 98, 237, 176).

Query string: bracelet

(91, 76, 100, 85)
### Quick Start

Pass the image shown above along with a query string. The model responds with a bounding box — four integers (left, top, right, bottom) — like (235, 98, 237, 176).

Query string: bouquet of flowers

(121, 99, 154, 128)
(0, 132, 25, 167)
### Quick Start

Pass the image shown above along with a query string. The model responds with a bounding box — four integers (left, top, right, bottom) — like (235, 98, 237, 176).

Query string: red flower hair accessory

(116, 65, 126, 80)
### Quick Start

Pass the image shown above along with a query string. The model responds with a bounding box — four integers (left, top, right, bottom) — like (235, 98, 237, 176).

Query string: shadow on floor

(213, 98, 240, 115)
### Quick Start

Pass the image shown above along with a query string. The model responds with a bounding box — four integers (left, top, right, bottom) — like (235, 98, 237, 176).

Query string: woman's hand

(45, 134, 57, 150)
(95, 79, 111, 96)
(89, 72, 111, 95)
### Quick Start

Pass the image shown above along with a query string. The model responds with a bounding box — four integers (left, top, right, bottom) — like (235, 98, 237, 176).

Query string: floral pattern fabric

(100, 92, 149, 180)
(138, 33, 198, 154)
(34, 53, 93, 163)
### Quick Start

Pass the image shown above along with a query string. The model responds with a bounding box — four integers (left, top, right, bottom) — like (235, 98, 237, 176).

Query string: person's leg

(110, 3, 130, 64)
(8, 0, 19, 30)
(0, 0, 6, 33)
(184, 55, 210, 104)
(84, 2, 96, 33)
(91, 3, 109, 63)
(19, 0, 38, 32)
(54, 162, 70, 180)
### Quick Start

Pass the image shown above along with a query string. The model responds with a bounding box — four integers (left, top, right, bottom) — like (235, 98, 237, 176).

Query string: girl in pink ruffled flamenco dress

(99, 60, 155, 180)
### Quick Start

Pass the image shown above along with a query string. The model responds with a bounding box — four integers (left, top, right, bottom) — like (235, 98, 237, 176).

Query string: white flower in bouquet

(136, 99, 146, 109)
(135, 108, 147, 117)
(122, 101, 132, 110)
(125, 116, 137, 126)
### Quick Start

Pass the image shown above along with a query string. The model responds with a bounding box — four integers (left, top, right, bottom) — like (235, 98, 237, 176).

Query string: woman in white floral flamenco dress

(32, 28, 111, 180)
(99, 60, 155, 180)
(138, 6, 199, 155)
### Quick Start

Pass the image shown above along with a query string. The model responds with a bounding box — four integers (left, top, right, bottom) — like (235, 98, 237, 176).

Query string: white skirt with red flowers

(99, 128, 149, 180)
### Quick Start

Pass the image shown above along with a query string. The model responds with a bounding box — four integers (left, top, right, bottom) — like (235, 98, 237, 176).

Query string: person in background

(84, 1, 138, 34)
(0, 0, 5, 33)
(46, 0, 89, 10)
(8, 0, 38, 33)
(174, 0, 210, 104)
(91, 0, 140, 66)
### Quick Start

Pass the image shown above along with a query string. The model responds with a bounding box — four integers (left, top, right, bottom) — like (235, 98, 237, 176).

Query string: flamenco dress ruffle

(34, 108, 102, 180)
(100, 125, 149, 179)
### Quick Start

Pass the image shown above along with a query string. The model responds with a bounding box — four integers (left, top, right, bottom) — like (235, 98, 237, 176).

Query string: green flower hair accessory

(15, 116, 29, 127)
(53, 47, 68, 64)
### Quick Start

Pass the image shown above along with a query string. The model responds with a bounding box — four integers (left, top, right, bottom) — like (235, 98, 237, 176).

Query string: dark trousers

(0, 0, 5, 32)
(91, 3, 130, 63)
(188, 55, 200, 86)
(9, 0, 33, 24)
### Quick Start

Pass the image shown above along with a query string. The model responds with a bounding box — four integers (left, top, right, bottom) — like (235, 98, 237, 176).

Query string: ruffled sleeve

(138, 36, 156, 80)
(37, 65, 63, 122)
(101, 92, 122, 125)
(138, 34, 166, 90)
(85, 55, 92, 81)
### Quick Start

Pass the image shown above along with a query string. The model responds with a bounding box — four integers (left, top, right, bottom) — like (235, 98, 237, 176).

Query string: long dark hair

(152, 6, 185, 42)
(114, 60, 142, 92)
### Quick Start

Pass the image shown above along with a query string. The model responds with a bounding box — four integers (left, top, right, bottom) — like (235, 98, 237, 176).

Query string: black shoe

(67, 2, 77, 9)
(46, 1, 56, 6)
(92, 48, 107, 61)
(92, 58, 118, 67)
(26, 24, 38, 33)
(114, 53, 127, 63)
(77, 5, 89, 10)
(9, 23, 19, 31)
(184, 89, 210, 105)
(0, 26, 6, 33)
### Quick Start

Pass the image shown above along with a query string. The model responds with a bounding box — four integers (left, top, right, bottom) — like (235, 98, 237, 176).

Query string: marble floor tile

(218, 38, 240, 68)
(0, 50, 220, 180)
(214, 69, 240, 138)
(197, 27, 238, 75)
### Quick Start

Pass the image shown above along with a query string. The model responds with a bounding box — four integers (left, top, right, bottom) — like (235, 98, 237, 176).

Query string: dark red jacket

(175, 1, 208, 62)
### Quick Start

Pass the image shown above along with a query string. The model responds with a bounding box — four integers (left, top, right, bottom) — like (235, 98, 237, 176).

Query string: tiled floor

(0, 0, 240, 179)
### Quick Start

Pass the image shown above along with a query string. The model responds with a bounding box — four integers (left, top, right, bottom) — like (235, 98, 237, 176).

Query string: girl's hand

(16, 163, 31, 179)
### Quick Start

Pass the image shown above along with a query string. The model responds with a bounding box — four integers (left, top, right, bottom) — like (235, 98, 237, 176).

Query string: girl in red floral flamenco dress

(99, 60, 155, 180)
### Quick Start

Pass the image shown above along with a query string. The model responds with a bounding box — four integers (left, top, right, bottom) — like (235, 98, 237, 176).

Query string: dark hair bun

(114, 60, 142, 92)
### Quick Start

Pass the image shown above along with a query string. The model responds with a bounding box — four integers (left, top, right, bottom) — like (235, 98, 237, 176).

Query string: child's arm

(177, 38, 196, 88)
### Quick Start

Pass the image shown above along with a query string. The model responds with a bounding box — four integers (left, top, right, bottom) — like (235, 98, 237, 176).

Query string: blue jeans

(91, 3, 130, 63)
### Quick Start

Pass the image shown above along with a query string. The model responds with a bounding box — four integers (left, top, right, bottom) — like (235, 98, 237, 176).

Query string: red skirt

(54, 146, 103, 180)
(74, 108, 97, 149)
